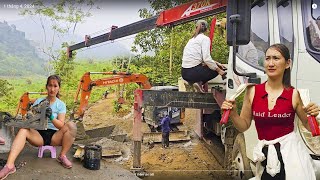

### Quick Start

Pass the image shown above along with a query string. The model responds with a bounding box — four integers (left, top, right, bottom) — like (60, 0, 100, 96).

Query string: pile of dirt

(83, 93, 149, 139)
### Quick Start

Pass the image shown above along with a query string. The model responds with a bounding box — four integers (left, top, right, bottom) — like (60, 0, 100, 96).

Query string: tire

(232, 133, 253, 179)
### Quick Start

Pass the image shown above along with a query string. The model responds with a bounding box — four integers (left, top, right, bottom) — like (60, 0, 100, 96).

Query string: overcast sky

(0, 0, 151, 50)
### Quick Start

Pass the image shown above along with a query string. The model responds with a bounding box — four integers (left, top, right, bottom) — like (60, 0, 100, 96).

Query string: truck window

(302, 0, 320, 62)
(312, 0, 320, 20)
(277, 0, 294, 58)
(237, 0, 268, 70)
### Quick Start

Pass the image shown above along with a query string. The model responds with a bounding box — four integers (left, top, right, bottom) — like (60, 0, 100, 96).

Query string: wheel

(231, 133, 253, 179)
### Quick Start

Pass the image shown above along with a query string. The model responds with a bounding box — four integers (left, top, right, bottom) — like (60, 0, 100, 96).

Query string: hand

(216, 62, 227, 70)
(216, 68, 226, 77)
(45, 107, 52, 118)
(45, 107, 55, 121)
(221, 99, 237, 116)
(303, 102, 319, 117)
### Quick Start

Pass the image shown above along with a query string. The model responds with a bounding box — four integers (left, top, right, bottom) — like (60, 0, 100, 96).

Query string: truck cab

(226, 0, 320, 178)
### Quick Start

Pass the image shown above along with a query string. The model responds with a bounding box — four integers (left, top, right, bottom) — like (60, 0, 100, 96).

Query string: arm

(160, 117, 164, 126)
(221, 86, 255, 132)
(52, 102, 67, 130)
(293, 89, 319, 132)
(52, 113, 65, 130)
(201, 37, 218, 71)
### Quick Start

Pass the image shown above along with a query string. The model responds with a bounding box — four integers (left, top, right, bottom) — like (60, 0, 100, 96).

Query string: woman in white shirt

(181, 20, 226, 92)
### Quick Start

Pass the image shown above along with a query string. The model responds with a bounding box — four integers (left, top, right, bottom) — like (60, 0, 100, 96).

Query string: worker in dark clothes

(160, 111, 172, 148)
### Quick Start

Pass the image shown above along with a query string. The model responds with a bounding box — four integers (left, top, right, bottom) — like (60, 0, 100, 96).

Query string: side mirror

(226, 0, 251, 45)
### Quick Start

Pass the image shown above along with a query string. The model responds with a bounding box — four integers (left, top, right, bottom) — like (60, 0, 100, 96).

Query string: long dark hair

(46, 75, 62, 98)
(266, 44, 291, 88)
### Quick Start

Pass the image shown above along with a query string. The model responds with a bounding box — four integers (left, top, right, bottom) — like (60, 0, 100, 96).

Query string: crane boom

(67, 0, 227, 57)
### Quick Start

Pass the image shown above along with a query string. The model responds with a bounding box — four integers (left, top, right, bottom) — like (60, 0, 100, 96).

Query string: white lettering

(102, 79, 119, 85)
(267, 112, 291, 118)
(253, 111, 265, 117)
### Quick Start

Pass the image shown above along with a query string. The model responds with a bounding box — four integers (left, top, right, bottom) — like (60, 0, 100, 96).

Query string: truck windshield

(302, 0, 320, 61)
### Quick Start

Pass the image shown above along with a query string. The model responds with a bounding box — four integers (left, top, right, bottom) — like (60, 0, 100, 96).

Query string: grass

(0, 61, 121, 115)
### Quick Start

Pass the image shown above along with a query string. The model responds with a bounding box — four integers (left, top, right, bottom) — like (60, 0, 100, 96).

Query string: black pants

(181, 64, 218, 84)
(261, 143, 286, 180)
(162, 132, 169, 148)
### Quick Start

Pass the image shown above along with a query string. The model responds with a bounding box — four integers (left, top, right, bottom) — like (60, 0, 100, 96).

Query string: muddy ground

(82, 94, 232, 180)
(0, 145, 139, 180)
(0, 93, 232, 180)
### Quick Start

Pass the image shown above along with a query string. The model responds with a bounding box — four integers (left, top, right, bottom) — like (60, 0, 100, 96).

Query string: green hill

(0, 21, 46, 76)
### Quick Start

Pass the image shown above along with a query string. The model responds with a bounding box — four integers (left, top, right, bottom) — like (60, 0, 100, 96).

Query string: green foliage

(0, 61, 115, 115)
(112, 100, 121, 113)
(0, 76, 46, 113)
(236, 92, 245, 114)
(131, 2, 229, 86)
(53, 48, 76, 85)
(0, 79, 13, 98)
(20, 0, 96, 66)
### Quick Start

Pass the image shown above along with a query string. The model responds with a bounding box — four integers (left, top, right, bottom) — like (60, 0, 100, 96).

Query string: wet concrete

(0, 145, 140, 180)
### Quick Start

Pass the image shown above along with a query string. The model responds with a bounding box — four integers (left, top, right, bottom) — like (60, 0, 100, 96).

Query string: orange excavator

(16, 92, 47, 117)
(72, 71, 152, 120)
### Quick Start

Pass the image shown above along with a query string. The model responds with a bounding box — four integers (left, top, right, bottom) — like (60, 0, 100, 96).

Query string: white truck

(225, 0, 320, 179)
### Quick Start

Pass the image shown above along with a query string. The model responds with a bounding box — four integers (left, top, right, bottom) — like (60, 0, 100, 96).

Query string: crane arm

(67, 0, 227, 57)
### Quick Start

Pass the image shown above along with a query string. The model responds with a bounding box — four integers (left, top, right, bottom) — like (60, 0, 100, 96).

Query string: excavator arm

(73, 72, 151, 120)
(16, 92, 47, 117)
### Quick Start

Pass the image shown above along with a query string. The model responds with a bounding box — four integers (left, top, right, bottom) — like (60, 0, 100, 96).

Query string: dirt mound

(83, 93, 149, 138)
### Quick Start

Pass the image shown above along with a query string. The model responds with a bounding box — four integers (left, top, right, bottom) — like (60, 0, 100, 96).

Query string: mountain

(9, 18, 132, 61)
(0, 21, 46, 76)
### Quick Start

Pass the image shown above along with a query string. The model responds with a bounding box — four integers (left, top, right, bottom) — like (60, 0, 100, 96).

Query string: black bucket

(83, 144, 102, 170)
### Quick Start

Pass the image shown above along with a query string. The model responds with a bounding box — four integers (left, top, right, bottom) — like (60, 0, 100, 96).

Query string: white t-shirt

(181, 33, 218, 70)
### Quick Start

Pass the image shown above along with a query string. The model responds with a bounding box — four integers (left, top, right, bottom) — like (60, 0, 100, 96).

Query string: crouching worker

(161, 111, 172, 148)
(181, 19, 227, 93)
(0, 75, 77, 179)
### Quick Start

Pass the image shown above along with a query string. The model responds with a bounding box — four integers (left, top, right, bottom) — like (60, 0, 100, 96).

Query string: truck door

(298, 0, 320, 106)
(226, 0, 269, 99)
(295, 0, 320, 165)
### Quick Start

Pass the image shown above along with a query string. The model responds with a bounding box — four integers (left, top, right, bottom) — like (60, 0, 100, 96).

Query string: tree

(20, 0, 97, 74)
(0, 79, 13, 98)
(131, 0, 229, 85)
